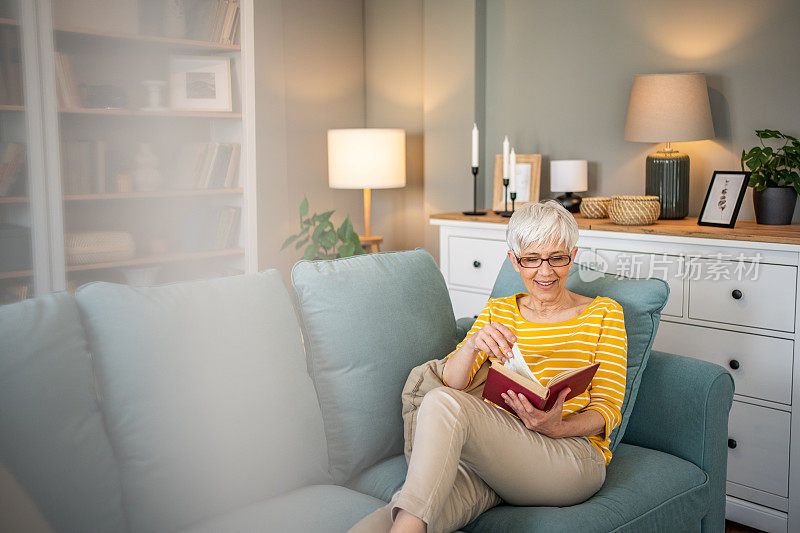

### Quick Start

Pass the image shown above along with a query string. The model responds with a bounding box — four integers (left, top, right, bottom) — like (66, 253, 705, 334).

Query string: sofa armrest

(455, 317, 475, 342)
(622, 350, 734, 533)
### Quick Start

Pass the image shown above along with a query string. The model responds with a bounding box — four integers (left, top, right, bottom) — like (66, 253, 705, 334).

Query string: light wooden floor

(726, 520, 766, 533)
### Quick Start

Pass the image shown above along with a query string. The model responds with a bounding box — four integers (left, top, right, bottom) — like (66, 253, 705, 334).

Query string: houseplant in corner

(741, 129, 800, 225)
(281, 195, 365, 260)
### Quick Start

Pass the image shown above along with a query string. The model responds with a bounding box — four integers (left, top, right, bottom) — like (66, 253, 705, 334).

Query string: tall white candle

(471, 123, 479, 167)
(509, 148, 517, 193)
(502, 136, 510, 178)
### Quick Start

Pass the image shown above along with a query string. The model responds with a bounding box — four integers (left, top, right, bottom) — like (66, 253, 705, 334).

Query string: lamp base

(556, 192, 582, 213)
(646, 150, 689, 219)
(462, 210, 487, 216)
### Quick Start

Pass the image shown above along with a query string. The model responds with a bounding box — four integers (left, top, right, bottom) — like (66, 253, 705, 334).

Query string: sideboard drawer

(653, 321, 794, 405)
(448, 236, 508, 291)
(727, 401, 790, 497)
(688, 261, 797, 332)
(449, 289, 490, 320)
(593, 249, 684, 318)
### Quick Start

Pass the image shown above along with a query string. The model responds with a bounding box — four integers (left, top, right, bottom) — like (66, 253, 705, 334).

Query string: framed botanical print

(697, 171, 750, 228)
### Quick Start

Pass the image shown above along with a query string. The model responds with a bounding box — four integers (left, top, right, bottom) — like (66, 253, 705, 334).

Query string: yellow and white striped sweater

(443, 293, 627, 465)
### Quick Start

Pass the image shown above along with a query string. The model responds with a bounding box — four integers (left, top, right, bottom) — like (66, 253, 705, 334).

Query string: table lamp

(624, 72, 715, 219)
(327, 129, 406, 252)
(551, 160, 588, 213)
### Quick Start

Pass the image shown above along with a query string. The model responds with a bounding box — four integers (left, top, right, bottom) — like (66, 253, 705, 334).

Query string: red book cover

(482, 362, 600, 414)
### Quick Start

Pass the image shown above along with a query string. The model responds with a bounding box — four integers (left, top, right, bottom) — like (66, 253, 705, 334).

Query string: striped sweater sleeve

(583, 302, 627, 441)
(442, 299, 496, 390)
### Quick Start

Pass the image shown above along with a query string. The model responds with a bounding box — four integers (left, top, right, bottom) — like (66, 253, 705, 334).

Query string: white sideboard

(431, 213, 800, 533)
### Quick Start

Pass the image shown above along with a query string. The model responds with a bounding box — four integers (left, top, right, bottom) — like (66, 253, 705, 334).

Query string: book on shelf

(174, 142, 240, 190)
(1, 280, 32, 305)
(211, 205, 241, 250)
(54, 51, 82, 109)
(0, 142, 25, 197)
(178, 205, 241, 252)
(188, 0, 240, 44)
(61, 140, 106, 195)
(0, 26, 22, 106)
(482, 357, 600, 414)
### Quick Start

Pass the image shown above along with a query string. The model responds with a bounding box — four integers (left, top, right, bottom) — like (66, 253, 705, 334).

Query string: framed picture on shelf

(697, 170, 750, 228)
(492, 154, 541, 212)
(169, 55, 232, 112)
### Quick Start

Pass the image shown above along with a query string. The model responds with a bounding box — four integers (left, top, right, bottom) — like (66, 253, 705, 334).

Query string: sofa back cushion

(490, 258, 668, 451)
(291, 249, 460, 483)
(0, 292, 126, 532)
(75, 271, 330, 533)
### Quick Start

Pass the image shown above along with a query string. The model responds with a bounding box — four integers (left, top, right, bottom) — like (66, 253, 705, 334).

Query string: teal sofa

(0, 248, 733, 532)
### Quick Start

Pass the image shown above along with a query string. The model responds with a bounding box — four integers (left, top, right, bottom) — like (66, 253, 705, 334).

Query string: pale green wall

(484, 0, 800, 221)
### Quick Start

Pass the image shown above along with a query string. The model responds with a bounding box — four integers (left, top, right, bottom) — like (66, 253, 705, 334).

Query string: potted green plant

(741, 129, 800, 225)
(281, 195, 365, 260)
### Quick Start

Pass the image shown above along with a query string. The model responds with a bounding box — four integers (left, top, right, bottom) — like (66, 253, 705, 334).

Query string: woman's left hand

(501, 387, 570, 438)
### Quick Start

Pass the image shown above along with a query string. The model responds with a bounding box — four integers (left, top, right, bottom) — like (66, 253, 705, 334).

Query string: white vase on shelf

(134, 143, 162, 191)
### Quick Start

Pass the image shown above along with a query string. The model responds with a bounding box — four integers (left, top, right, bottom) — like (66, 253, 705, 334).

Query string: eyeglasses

(514, 254, 572, 269)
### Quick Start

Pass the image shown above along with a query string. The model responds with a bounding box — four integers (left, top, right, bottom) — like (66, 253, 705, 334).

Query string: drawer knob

(728, 359, 740, 370)
(728, 438, 737, 449)
(731, 289, 743, 300)
(473, 260, 481, 268)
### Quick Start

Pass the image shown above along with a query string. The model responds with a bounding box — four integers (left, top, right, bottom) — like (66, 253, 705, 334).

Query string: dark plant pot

(753, 186, 798, 225)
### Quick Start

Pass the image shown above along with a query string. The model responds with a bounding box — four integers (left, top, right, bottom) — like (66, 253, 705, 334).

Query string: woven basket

(608, 196, 660, 225)
(579, 197, 610, 219)
(65, 231, 136, 265)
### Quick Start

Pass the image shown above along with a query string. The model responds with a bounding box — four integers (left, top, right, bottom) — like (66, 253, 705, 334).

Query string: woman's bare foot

(390, 509, 426, 533)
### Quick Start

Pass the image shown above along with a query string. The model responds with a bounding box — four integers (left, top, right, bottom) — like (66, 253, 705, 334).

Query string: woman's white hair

(505, 200, 579, 255)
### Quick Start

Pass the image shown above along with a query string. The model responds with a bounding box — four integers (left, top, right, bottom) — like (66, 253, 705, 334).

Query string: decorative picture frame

(697, 170, 750, 228)
(169, 55, 232, 112)
(492, 154, 542, 212)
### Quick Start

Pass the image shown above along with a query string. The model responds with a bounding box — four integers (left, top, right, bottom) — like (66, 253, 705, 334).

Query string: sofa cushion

(489, 259, 668, 452)
(182, 485, 386, 533)
(464, 443, 708, 532)
(0, 292, 126, 532)
(75, 271, 330, 533)
(345, 454, 407, 503)
(291, 249, 461, 484)
(347, 445, 708, 533)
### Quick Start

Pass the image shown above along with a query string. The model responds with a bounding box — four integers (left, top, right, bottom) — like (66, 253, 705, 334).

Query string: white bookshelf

(0, 0, 257, 303)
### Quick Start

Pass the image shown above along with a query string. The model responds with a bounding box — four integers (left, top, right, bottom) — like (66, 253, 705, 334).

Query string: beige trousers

(349, 385, 606, 533)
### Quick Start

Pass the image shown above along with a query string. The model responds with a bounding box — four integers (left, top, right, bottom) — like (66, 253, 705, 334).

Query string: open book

(482, 359, 600, 413)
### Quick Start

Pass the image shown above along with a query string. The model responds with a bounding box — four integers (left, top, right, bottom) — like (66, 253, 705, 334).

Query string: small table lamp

(327, 129, 406, 252)
(624, 72, 715, 219)
(551, 160, 588, 213)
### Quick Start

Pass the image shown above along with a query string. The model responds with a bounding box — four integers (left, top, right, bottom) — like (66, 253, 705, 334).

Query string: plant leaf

(319, 227, 338, 249)
(295, 235, 310, 249)
(337, 242, 355, 257)
(281, 234, 298, 250)
(299, 195, 309, 217)
(303, 243, 319, 260)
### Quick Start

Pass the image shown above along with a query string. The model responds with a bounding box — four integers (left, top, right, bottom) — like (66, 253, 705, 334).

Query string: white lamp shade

(327, 129, 406, 189)
(550, 160, 588, 192)
(624, 73, 715, 143)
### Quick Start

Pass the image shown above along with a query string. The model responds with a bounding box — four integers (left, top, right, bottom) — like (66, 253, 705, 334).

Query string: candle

(509, 148, 517, 192)
(471, 123, 479, 167)
(502, 136, 510, 178)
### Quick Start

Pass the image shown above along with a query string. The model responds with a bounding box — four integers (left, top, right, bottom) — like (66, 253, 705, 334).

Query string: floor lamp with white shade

(327, 129, 406, 253)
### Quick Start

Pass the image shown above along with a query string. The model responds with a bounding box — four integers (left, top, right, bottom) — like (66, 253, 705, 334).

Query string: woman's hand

(467, 322, 516, 362)
(501, 387, 571, 438)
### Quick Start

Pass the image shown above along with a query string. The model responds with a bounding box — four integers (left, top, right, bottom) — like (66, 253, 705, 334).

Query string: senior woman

(350, 200, 627, 533)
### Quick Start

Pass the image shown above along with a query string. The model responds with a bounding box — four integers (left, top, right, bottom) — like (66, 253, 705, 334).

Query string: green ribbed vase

(645, 150, 689, 219)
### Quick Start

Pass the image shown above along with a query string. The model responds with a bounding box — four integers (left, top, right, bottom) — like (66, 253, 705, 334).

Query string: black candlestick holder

(493, 178, 511, 215)
(462, 166, 486, 216)
(501, 192, 517, 218)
